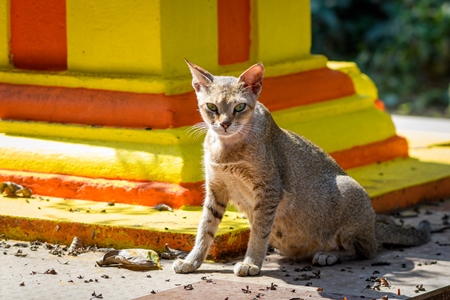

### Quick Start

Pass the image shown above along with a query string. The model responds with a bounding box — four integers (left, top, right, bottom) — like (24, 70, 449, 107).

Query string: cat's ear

(238, 63, 264, 97)
(185, 59, 214, 92)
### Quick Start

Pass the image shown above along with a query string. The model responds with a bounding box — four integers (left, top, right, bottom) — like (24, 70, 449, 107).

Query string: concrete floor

(1, 199, 449, 300)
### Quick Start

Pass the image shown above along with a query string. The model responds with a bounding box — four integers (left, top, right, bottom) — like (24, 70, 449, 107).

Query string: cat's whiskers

(187, 122, 208, 141)
(238, 123, 261, 143)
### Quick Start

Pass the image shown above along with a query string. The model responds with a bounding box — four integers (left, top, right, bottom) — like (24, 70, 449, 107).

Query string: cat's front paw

(172, 258, 197, 274)
(233, 262, 260, 276)
(312, 252, 338, 266)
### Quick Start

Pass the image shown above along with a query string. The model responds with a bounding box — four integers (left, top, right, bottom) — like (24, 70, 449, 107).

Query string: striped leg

(173, 186, 228, 274)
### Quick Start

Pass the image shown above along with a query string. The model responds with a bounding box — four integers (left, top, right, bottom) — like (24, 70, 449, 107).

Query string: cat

(172, 60, 431, 277)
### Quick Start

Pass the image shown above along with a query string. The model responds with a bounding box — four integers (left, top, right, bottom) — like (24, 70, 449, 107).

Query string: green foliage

(311, 0, 450, 116)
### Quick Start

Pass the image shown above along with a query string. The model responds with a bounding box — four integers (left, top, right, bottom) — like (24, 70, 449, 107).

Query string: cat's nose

(220, 121, 231, 129)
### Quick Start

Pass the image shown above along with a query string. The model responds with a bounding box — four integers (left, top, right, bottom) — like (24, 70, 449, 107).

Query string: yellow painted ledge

(0, 195, 250, 260)
(0, 55, 327, 96)
(328, 61, 378, 100)
(0, 134, 203, 184)
(0, 0, 9, 68)
(348, 139, 450, 213)
(348, 154, 450, 199)
(0, 95, 396, 183)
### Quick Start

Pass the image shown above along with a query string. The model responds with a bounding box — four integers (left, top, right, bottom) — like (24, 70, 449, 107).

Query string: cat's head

(186, 60, 264, 141)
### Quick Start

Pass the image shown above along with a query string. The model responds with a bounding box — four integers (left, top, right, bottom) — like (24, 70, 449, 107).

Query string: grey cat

(172, 60, 431, 277)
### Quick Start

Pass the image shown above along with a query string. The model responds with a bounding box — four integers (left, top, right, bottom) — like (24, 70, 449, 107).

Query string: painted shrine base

(1, 151, 450, 261)
(1, 116, 450, 260)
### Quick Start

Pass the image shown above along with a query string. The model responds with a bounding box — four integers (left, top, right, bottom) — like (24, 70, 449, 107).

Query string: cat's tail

(375, 220, 431, 246)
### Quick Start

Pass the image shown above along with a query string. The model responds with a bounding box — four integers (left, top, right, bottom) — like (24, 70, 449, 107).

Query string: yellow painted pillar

(0, 0, 10, 68)
(160, 0, 218, 77)
(254, 0, 311, 64)
(66, 0, 162, 75)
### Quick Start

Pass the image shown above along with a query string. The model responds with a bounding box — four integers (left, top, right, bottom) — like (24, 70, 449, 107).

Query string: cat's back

(260, 104, 346, 182)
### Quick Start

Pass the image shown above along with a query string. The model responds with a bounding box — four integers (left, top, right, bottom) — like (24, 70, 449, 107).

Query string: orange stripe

(0, 83, 201, 129)
(372, 176, 450, 214)
(217, 0, 251, 65)
(0, 170, 204, 208)
(10, 0, 67, 71)
(0, 68, 354, 128)
(259, 68, 355, 110)
(330, 136, 409, 170)
(374, 99, 385, 111)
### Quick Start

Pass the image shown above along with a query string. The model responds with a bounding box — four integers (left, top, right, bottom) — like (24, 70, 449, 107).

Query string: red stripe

(10, 0, 67, 71)
(0, 68, 354, 129)
(218, 0, 251, 65)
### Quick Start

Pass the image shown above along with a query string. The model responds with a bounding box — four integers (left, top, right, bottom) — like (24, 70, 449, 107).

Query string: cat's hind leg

(312, 227, 377, 266)
(312, 248, 361, 266)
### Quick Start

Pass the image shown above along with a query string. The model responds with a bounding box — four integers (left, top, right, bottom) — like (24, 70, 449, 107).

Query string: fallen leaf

(242, 286, 251, 294)
(152, 204, 173, 212)
(91, 291, 103, 299)
(68, 236, 84, 255)
(44, 268, 57, 275)
(96, 249, 162, 271)
(160, 243, 188, 260)
(14, 250, 27, 257)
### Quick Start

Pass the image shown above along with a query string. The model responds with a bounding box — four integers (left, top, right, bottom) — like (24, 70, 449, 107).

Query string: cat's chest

(207, 161, 256, 205)
(209, 161, 254, 181)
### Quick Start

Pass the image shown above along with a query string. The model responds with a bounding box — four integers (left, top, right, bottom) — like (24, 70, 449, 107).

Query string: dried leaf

(380, 277, 391, 288)
(96, 249, 161, 271)
(68, 236, 84, 255)
(91, 291, 103, 299)
(44, 268, 57, 275)
(0, 182, 32, 198)
(152, 204, 173, 212)
(160, 243, 188, 260)
(415, 284, 426, 292)
(14, 250, 27, 257)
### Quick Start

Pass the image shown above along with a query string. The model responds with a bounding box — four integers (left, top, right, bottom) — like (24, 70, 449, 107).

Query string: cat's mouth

(219, 128, 234, 135)
(212, 125, 238, 137)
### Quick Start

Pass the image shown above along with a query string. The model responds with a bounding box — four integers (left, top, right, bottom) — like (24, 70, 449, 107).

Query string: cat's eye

(206, 103, 218, 112)
(234, 103, 246, 112)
